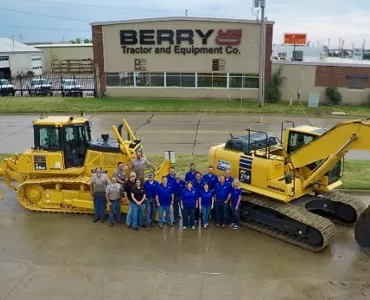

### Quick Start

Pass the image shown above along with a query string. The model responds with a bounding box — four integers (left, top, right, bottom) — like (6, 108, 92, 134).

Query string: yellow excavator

(209, 119, 370, 252)
(0, 114, 171, 213)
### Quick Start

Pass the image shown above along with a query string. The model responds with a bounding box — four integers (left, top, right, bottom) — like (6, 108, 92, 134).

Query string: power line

(8, 0, 370, 26)
(0, 6, 90, 22)
(0, 24, 91, 33)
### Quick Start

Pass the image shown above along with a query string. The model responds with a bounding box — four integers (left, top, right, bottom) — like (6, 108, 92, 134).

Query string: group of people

(90, 150, 242, 231)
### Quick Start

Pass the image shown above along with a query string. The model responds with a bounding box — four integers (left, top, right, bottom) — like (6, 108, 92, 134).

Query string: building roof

(90, 16, 274, 26)
(0, 38, 43, 54)
(33, 43, 93, 48)
(272, 56, 370, 68)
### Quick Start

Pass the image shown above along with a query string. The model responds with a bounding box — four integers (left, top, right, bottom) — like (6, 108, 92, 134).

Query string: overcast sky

(0, 0, 369, 48)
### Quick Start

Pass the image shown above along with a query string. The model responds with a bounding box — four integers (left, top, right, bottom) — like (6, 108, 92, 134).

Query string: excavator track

(322, 190, 367, 225)
(239, 193, 337, 252)
(17, 176, 100, 214)
(303, 190, 368, 227)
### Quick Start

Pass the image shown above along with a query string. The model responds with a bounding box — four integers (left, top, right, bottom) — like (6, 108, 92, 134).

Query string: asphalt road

(0, 112, 368, 159)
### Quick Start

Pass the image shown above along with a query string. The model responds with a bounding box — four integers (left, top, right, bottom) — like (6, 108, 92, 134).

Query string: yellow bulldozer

(0, 114, 171, 214)
(209, 119, 370, 252)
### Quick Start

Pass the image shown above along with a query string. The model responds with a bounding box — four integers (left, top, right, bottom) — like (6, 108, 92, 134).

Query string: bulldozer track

(17, 176, 97, 215)
(322, 190, 368, 226)
(240, 194, 337, 252)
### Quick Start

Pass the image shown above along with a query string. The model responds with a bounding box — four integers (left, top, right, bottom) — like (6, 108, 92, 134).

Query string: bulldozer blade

(354, 205, 370, 248)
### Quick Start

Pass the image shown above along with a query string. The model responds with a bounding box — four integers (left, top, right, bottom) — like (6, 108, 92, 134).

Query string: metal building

(0, 38, 43, 78)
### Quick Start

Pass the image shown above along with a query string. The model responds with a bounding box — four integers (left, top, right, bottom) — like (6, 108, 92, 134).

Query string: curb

(337, 189, 370, 194)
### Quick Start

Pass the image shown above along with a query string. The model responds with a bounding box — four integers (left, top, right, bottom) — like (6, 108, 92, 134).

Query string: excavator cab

(33, 116, 91, 169)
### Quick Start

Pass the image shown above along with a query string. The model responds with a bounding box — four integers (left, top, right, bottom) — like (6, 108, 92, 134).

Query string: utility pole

(341, 40, 345, 58)
(255, 0, 266, 107)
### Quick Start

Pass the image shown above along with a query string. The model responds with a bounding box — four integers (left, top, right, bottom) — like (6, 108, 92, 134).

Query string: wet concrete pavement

(0, 112, 369, 159)
(0, 183, 369, 300)
(1, 113, 370, 299)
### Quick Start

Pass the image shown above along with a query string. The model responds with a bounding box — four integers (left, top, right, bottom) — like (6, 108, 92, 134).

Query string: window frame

(346, 75, 367, 90)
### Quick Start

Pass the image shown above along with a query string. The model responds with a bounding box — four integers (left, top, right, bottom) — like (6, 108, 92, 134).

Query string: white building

(0, 38, 44, 78)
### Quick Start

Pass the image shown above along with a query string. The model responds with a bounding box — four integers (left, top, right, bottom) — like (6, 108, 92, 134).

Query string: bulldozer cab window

(63, 125, 87, 168)
(288, 132, 315, 154)
(37, 127, 60, 150)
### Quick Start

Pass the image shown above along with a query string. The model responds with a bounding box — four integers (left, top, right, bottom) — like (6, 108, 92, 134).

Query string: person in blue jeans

(202, 166, 218, 191)
(156, 176, 174, 228)
(124, 172, 136, 228)
(105, 176, 123, 227)
(143, 173, 159, 230)
(185, 163, 197, 182)
(214, 175, 231, 228)
(192, 172, 205, 222)
(199, 182, 214, 229)
(225, 169, 234, 187)
(166, 167, 176, 186)
(180, 181, 198, 230)
(172, 175, 185, 223)
(230, 179, 242, 229)
(130, 179, 146, 231)
(90, 167, 111, 223)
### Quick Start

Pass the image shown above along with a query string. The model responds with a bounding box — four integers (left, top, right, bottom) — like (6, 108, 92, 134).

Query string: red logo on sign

(215, 29, 242, 45)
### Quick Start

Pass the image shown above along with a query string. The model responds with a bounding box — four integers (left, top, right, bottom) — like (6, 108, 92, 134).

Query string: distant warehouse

(33, 43, 93, 74)
(0, 37, 43, 78)
(90, 17, 274, 98)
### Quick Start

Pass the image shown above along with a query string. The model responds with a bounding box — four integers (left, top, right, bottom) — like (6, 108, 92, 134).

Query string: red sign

(284, 33, 307, 45)
(215, 29, 242, 45)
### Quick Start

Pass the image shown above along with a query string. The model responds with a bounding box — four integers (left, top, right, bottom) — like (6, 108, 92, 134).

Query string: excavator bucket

(354, 205, 370, 248)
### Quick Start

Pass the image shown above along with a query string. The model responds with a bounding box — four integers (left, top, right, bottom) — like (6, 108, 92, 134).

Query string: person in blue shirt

(172, 175, 185, 223)
(214, 175, 231, 228)
(203, 166, 218, 191)
(180, 181, 198, 230)
(156, 176, 174, 228)
(185, 163, 197, 182)
(166, 167, 176, 186)
(143, 173, 159, 229)
(199, 182, 214, 229)
(230, 179, 242, 229)
(225, 169, 234, 186)
(192, 172, 205, 222)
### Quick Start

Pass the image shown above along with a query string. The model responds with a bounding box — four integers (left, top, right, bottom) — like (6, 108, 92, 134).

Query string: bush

(265, 66, 282, 103)
(325, 87, 342, 105)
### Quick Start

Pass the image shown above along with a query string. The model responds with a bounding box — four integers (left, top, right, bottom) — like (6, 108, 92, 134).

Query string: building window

(134, 59, 146, 71)
(229, 73, 259, 89)
(347, 75, 367, 90)
(120, 72, 134, 86)
(149, 72, 165, 87)
(212, 59, 225, 71)
(105, 72, 257, 89)
(0, 56, 9, 61)
(166, 73, 196, 87)
(198, 73, 227, 88)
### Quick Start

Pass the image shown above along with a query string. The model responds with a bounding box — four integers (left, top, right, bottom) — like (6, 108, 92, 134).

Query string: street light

(254, 0, 266, 107)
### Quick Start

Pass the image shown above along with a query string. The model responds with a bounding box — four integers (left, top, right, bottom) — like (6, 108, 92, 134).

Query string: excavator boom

(288, 119, 370, 168)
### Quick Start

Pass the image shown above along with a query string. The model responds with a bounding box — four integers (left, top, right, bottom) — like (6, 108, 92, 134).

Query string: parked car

(0, 79, 15, 96)
(61, 79, 83, 97)
(28, 78, 53, 96)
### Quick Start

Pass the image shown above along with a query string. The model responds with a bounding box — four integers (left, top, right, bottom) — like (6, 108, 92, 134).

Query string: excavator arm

(288, 119, 370, 168)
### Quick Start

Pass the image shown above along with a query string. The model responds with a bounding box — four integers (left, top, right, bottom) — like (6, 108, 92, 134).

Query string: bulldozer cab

(33, 116, 91, 168)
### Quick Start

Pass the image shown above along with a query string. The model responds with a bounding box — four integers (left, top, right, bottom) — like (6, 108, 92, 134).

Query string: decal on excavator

(217, 160, 231, 171)
(239, 155, 252, 184)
